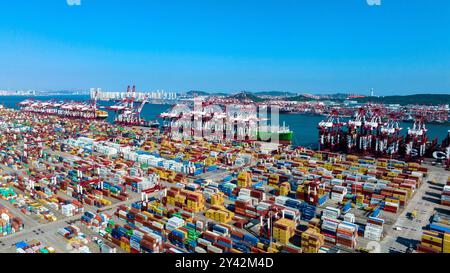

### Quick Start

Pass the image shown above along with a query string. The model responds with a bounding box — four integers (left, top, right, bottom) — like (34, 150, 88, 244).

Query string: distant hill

(229, 92, 266, 102)
(184, 92, 450, 105)
(255, 91, 296, 97)
(210, 92, 228, 96)
(355, 94, 450, 105)
(325, 93, 353, 100)
(287, 95, 317, 102)
(186, 90, 210, 96)
(186, 91, 230, 97)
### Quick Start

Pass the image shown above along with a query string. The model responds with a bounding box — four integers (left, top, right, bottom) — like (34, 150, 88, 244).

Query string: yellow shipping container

(385, 197, 400, 205)
(268, 247, 279, 253)
(392, 194, 406, 201)
(101, 199, 112, 206)
(120, 242, 127, 250)
(279, 182, 290, 196)
(443, 238, 450, 252)
(421, 235, 442, 244)
(238, 171, 253, 188)
(205, 209, 214, 219)
(175, 195, 186, 203)
(166, 196, 175, 205)
(420, 242, 442, 252)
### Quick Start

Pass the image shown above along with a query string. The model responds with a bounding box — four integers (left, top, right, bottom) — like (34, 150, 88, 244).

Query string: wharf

(0, 107, 449, 254)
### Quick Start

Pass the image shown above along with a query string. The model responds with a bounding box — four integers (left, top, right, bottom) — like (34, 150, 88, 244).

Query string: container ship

(160, 103, 293, 144)
(257, 123, 293, 143)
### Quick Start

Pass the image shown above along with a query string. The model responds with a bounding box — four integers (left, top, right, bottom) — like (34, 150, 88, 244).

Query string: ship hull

(96, 110, 109, 120)
(257, 131, 293, 142)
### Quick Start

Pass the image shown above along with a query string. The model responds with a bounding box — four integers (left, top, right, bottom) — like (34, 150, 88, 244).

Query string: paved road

(0, 196, 40, 227)
(3, 131, 447, 253)
(0, 141, 164, 252)
(0, 190, 146, 252)
(380, 165, 450, 253)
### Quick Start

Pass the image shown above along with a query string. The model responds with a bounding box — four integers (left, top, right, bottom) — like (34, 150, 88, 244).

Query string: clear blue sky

(0, 0, 449, 95)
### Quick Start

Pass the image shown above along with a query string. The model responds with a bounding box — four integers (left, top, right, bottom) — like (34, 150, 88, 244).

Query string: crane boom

(137, 95, 149, 115)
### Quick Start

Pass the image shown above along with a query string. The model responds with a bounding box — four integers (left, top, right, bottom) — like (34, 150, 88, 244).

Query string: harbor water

(1, 95, 448, 148)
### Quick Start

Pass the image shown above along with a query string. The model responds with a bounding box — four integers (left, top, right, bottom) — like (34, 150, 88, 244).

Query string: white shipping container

(344, 213, 355, 223)
(207, 245, 223, 253)
(197, 238, 212, 247)
(195, 246, 207, 253)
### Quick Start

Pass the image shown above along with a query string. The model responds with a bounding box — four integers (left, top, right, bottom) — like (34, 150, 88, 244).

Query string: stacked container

(417, 230, 445, 253)
(272, 218, 296, 244)
(441, 185, 450, 206)
(383, 197, 400, 213)
(237, 171, 253, 188)
(321, 217, 339, 245)
(331, 185, 347, 203)
(166, 216, 185, 232)
(165, 187, 205, 213)
(208, 192, 225, 206)
(16, 240, 55, 253)
(336, 221, 358, 249)
(364, 217, 384, 242)
(0, 206, 23, 237)
(205, 206, 234, 224)
(99, 241, 117, 253)
(61, 204, 76, 217)
(301, 228, 325, 253)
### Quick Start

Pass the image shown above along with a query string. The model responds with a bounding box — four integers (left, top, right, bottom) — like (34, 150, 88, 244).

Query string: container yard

(1, 3, 449, 273)
(0, 106, 448, 255)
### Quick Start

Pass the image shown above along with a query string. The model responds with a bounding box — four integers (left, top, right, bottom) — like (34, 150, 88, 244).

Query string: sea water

(1, 95, 448, 148)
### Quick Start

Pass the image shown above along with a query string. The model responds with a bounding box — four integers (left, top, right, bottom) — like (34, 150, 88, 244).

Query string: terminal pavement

(380, 165, 450, 253)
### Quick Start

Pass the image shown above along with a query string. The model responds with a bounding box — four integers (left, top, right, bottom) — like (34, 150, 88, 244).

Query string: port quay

(1, 1, 450, 272)
(1, 87, 449, 257)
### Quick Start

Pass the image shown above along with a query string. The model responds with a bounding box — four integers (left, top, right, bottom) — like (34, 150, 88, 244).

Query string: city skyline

(0, 0, 449, 95)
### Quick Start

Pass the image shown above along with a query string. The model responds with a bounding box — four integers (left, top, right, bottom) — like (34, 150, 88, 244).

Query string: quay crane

(376, 113, 402, 158)
(318, 109, 346, 152)
(364, 108, 384, 155)
(404, 115, 428, 162)
(108, 85, 136, 112)
(19, 96, 107, 120)
(347, 107, 370, 154)
(160, 103, 264, 142)
(439, 130, 450, 169)
(111, 86, 160, 128)
(91, 88, 108, 119)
